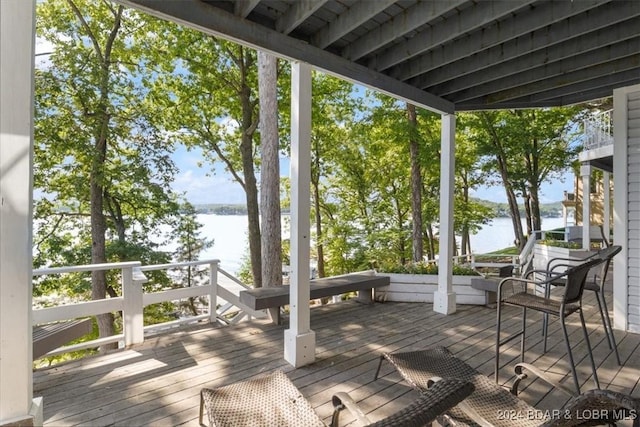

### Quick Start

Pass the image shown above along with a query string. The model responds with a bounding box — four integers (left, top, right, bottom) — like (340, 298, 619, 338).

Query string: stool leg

(593, 289, 611, 350)
(520, 307, 527, 363)
(579, 309, 601, 390)
(597, 289, 621, 365)
(542, 283, 551, 353)
(495, 299, 503, 384)
(560, 310, 581, 395)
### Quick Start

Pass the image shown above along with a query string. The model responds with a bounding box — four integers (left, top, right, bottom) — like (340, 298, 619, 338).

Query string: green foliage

(377, 262, 479, 276)
(34, 318, 100, 369)
(538, 239, 581, 249)
(34, 0, 184, 285)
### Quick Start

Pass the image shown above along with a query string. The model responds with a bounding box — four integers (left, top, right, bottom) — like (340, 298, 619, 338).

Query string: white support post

(603, 171, 611, 244)
(434, 113, 457, 315)
(284, 61, 316, 367)
(209, 261, 219, 322)
(122, 265, 144, 346)
(581, 163, 592, 250)
(0, 1, 40, 425)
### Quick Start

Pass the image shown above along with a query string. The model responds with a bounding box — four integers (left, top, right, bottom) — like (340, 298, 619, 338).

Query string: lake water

(191, 215, 566, 274)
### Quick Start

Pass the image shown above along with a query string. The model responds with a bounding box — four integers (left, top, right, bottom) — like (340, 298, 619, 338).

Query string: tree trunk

(312, 179, 325, 278)
(91, 114, 116, 350)
(84, 2, 123, 351)
(522, 186, 533, 237)
(90, 150, 115, 350)
(480, 113, 526, 249)
(460, 174, 471, 257)
(237, 50, 262, 287)
(506, 184, 525, 249)
(407, 103, 423, 263)
(529, 183, 542, 234)
(425, 224, 435, 260)
(258, 51, 281, 321)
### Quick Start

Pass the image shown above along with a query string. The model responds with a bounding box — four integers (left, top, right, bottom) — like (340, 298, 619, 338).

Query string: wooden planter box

(374, 273, 485, 305)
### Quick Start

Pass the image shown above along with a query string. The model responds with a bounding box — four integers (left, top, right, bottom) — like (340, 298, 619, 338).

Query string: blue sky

(172, 145, 575, 205)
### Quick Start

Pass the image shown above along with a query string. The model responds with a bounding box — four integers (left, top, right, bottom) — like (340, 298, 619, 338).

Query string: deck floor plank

(33, 288, 639, 427)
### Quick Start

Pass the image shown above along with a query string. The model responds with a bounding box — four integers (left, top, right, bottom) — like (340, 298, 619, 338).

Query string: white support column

(581, 163, 592, 250)
(603, 171, 611, 244)
(284, 61, 315, 367)
(434, 114, 456, 315)
(122, 266, 144, 346)
(0, 1, 41, 425)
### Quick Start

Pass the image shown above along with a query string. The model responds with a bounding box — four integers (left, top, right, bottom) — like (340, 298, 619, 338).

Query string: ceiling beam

(486, 56, 640, 104)
(370, 0, 531, 72)
(113, 0, 454, 114)
(311, 0, 396, 49)
(392, 0, 611, 82)
(438, 35, 639, 102)
(340, 0, 467, 61)
(528, 69, 640, 102)
(456, 83, 627, 110)
(408, 0, 628, 89)
(276, 0, 327, 34)
(234, 0, 260, 18)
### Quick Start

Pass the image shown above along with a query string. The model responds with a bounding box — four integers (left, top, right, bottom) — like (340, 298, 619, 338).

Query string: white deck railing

(584, 109, 613, 150)
(32, 259, 264, 358)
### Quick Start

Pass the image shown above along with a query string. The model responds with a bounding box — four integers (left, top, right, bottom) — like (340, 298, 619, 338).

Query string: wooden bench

(239, 273, 390, 311)
(33, 318, 93, 359)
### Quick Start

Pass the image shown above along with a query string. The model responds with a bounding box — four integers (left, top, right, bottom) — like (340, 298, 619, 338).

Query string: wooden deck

(34, 288, 639, 426)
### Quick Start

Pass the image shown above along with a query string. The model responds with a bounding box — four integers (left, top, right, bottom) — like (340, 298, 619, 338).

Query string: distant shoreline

(193, 201, 564, 218)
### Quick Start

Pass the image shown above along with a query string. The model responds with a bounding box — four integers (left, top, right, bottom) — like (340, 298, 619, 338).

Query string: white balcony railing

(32, 259, 264, 358)
(583, 109, 613, 150)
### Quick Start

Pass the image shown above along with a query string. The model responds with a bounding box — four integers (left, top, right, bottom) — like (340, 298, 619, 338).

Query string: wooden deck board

(33, 289, 640, 426)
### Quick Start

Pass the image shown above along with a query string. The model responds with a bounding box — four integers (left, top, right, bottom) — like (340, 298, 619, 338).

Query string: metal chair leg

(542, 283, 551, 352)
(495, 299, 503, 384)
(560, 311, 581, 395)
(520, 307, 527, 363)
(579, 309, 601, 390)
(374, 355, 385, 381)
(593, 290, 611, 350)
(597, 289, 621, 365)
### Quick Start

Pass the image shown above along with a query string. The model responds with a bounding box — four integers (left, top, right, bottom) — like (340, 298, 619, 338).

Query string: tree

(471, 108, 581, 249)
(172, 203, 214, 316)
(307, 73, 357, 277)
(454, 116, 494, 255)
(147, 27, 265, 286)
(407, 103, 423, 262)
(35, 0, 182, 348)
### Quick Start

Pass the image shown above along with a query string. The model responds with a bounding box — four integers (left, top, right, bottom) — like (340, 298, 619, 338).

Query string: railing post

(122, 263, 144, 346)
(209, 261, 218, 323)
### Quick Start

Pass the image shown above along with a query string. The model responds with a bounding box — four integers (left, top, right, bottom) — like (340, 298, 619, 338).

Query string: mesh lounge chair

(199, 370, 474, 427)
(374, 346, 639, 427)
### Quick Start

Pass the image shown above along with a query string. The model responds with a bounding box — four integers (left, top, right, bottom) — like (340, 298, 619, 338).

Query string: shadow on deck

(34, 289, 639, 426)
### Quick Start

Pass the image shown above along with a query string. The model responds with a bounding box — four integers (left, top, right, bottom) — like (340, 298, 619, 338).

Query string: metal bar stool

(495, 258, 602, 395)
(542, 245, 622, 364)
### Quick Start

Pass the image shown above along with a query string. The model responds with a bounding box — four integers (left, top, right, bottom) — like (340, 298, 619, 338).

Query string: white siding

(628, 91, 640, 333)
(616, 87, 640, 333)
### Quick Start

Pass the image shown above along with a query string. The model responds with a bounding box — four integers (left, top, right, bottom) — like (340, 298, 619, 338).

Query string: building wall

(626, 90, 640, 332)
(573, 174, 611, 227)
(613, 84, 640, 333)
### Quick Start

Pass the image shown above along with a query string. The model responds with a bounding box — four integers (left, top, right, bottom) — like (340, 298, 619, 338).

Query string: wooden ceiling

(117, 0, 640, 113)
